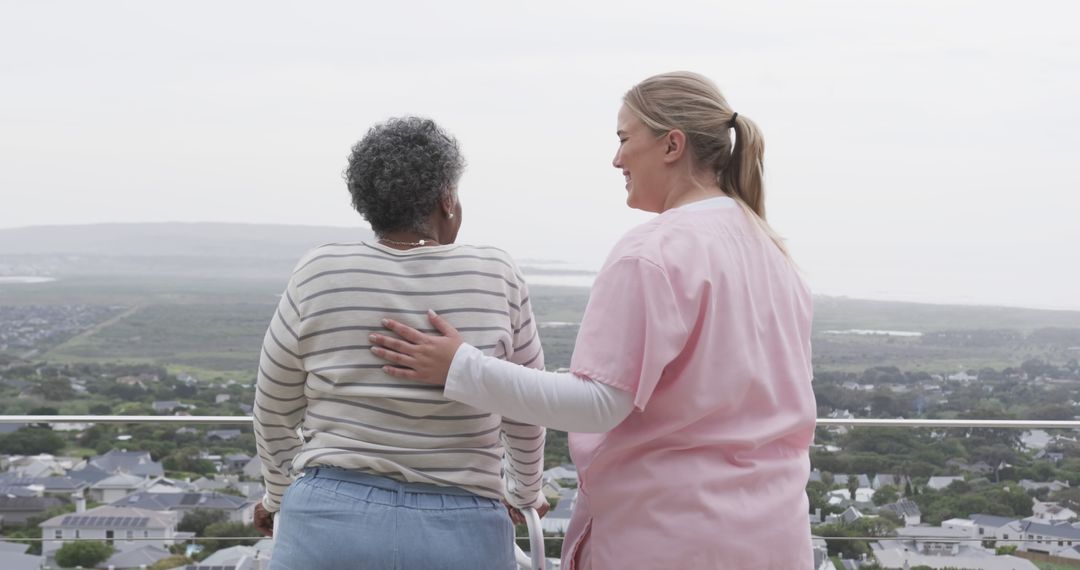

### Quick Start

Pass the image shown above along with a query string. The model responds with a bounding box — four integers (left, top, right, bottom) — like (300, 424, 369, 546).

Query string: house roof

(113, 491, 250, 511)
(548, 489, 576, 519)
(206, 429, 242, 440)
(0, 486, 40, 497)
(1022, 520, 1080, 540)
(104, 544, 173, 568)
(0, 541, 31, 554)
(895, 526, 969, 540)
(0, 422, 28, 434)
(0, 495, 62, 513)
(971, 513, 1020, 528)
(882, 498, 921, 518)
(91, 473, 147, 489)
(0, 474, 87, 492)
(874, 548, 1038, 570)
(200, 544, 258, 565)
(0, 551, 44, 570)
(40, 505, 176, 529)
(90, 449, 164, 477)
(242, 457, 262, 477)
(67, 464, 112, 485)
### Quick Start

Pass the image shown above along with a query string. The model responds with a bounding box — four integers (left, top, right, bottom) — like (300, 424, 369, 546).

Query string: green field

(4, 274, 1080, 377)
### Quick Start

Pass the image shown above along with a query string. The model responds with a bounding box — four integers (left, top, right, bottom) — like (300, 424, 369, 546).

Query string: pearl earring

(448, 212, 455, 219)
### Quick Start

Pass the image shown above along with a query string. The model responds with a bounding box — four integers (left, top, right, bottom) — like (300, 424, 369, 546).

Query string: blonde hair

(623, 71, 789, 257)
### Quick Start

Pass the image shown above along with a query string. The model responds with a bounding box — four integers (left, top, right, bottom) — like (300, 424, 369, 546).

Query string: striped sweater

(254, 241, 546, 512)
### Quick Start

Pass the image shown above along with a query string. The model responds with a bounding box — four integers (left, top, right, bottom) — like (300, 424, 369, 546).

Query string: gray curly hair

(345, 117, 465, 234)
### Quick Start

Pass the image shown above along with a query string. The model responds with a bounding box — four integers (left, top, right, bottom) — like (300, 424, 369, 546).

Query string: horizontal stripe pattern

(254, 241, 545, 512)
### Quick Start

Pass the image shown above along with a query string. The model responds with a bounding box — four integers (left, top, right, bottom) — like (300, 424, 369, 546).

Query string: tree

(163, 447, 215, 475)
(32, 378, 75, 401)
(179, 508, 228, 535)
(196, 522, 261, 559)
(872, 485, 899, 506)
(0, 427, 65, 454)
(55, 540, 114, 568)
(89, 403, 113, 415)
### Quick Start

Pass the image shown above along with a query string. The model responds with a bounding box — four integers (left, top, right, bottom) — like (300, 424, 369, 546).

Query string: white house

(871, 473, 906, 490)
(942, 517, 978, 537)
(894, 526, 969, 555)
(926, 476, 964, 491)
(1031, 500, 1078, 522)
(543, 465, 578, 485)
(1021, 430, 1052, 451)
(873, 548, 1038, 570)
(39, 504, 179, 558)
(89, 473, 149, 503)
(881, 498, 922, 526)
(947, 371, 978, 383)
(1017, 520, 1080, 555)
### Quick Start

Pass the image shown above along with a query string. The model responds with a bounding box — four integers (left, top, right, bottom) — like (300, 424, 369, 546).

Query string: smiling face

(613, 104, 671, 213)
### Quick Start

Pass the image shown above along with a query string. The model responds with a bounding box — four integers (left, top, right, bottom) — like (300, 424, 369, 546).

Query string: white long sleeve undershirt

(444, 343, 634, 433)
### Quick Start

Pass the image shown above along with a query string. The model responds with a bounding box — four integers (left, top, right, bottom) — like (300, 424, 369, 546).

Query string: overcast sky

(2, 1, 1078, 310)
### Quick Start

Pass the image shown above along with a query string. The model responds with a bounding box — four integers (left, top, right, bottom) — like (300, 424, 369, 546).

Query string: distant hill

(0, 222, 376, 280)
(0, 222, 374, 259)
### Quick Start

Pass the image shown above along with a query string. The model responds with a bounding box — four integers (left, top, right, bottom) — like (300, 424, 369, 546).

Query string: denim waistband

(303, 467, 480, 498)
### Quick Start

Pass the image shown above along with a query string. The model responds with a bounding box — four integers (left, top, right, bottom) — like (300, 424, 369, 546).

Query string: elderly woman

(251, 117, 546, 570)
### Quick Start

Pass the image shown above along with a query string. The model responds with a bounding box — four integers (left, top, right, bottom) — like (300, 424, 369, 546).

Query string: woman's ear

(440, 191, 457, 219)
(662, 129, 687, 164)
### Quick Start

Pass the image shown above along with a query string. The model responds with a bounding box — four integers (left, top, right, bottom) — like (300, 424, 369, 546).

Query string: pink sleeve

(570, 256, 688, 411)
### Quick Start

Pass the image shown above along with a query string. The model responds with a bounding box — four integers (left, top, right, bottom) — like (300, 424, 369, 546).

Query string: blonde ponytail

(624, 71, 789, 257)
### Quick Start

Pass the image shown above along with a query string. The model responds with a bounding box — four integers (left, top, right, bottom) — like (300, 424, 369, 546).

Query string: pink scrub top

(565, 198, 816, 569)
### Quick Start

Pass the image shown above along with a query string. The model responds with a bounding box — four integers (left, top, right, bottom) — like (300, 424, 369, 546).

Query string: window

(54, 530, 62, 539)
(105, 530, 114, 545)
(126, 530, 133, 541)
(978, 528, 984, 535)
(144, 531, 149, 538)
(1003, 534, 1010, 540)
(75, 530, 80, 539)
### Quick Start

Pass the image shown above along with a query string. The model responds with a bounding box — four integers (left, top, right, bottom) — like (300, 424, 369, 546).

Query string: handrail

(4, 414, 1075, 567)
(4, 415, 1080, 428)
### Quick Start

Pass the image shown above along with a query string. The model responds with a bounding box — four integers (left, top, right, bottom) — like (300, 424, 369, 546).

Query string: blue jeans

(270, 467, 516, 570)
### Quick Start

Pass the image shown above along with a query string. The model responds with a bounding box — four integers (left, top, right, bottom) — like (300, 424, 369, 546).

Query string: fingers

(369, 333, 416, 355)
(427, 309, 461, 339)
(381, 318, 429, 343)
(382, 365, 422, 381)
(504, 502, 525, 525)
(369, 345, 417, 368)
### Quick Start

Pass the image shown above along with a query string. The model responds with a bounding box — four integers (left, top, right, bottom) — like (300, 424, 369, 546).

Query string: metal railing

(0, 415, 547, 570)
(4, 414, 1080, 561)
(6, 415, 1080, 429)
